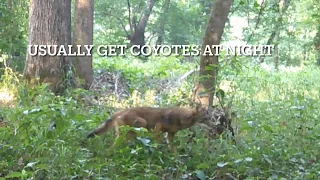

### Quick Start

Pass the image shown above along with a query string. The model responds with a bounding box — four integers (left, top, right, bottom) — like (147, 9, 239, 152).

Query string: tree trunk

(260, 0, 291, 64)
(73, 0, 94, 89)
(193, 0, 234, 106)
(24, 0, 71, 94)
(246, 0, 265, 43)
(315, 26, 320, 66)
(129, 0, 155, 48)
(156, 0, 170, 45)
(317, 50, 320, 66)
(273, 44, 279, 70)
(273, 28, 280, 70)
(302, 29, 308, 65)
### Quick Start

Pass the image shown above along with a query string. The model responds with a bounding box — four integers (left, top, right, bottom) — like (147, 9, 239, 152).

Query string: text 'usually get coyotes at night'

(27, 44, 274, 57)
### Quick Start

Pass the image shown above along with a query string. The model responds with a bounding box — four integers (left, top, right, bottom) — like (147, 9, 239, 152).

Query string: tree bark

(246, 0, 265, 43)
(193, 0, 234, 106)
(260, 0, 291, 64)
(302, 29, 308, 65)
(156, 0, 170, 45)
(317, 50, 320, 66)
(73, 0, 94, 89)
(315, 26, 320, 66)
(129, 0, 156, 48)
(24, 0, 71, 94)
(273, 44, 279, 70)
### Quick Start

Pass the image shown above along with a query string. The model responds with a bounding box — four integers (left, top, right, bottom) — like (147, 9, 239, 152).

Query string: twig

(247, 0, 266, 42)
(178, 67, 199, 82)
(146, 31, 157, 45)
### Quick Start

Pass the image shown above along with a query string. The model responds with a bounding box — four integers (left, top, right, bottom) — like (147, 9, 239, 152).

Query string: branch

(127, 0, 133, 32)
(178, 68, 199, 82)
(104, 11, 130, 37)
(136, 0, 144, 29)
(146, 31, 157, 45)
(260, 0, 291, 63)
(247, 0, 266, 42)
(136, 0, 155, 31)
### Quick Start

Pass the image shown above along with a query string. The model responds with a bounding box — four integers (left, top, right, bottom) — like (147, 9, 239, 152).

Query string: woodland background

(0, 0, 320, 179)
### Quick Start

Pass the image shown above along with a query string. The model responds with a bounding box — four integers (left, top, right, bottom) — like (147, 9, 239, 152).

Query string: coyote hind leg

(154, 123, 163, 144)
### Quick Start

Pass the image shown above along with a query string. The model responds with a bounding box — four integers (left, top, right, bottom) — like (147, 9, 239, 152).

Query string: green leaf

(234, 159, 243, 164)
(26, 161, 39, 168)
(290, 106, 304, 110)
(137, 137, 151, 146)
(196, 163, 210, 169)
(204, 64, 218, 71)
(263, 154, 272, 166)
(36, 163, 50, 170)
(263, 124, 273, 132)
(195, 170, 205, 180)
(5, 172, 23, 178)
(245, 157, 253, 162)
(216, 89, 225, 99)
(117, 177, 127, 180)
(217, 162, 229, 167)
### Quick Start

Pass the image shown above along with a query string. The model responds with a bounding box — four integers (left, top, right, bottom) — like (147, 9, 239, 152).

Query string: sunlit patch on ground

(0, 88, 16, 107)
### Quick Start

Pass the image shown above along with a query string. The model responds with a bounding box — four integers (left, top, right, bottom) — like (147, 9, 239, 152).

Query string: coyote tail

(87, 118, 113, 138)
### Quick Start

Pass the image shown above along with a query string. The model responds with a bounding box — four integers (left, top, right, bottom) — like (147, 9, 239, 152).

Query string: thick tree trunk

(129, 0, 155, 48)
(193, 0, 234, 106)
(73, 0, 94, 89)
(24, 0, 71, 94)
(156, 0, 170, 45)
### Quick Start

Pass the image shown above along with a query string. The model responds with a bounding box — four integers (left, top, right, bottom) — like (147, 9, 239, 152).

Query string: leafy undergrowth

(93, 55, 196, 93)
(1, 63, 320, 179)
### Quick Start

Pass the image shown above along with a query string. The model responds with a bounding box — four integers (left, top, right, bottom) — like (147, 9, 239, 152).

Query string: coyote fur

(87, 105, 211, 152)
